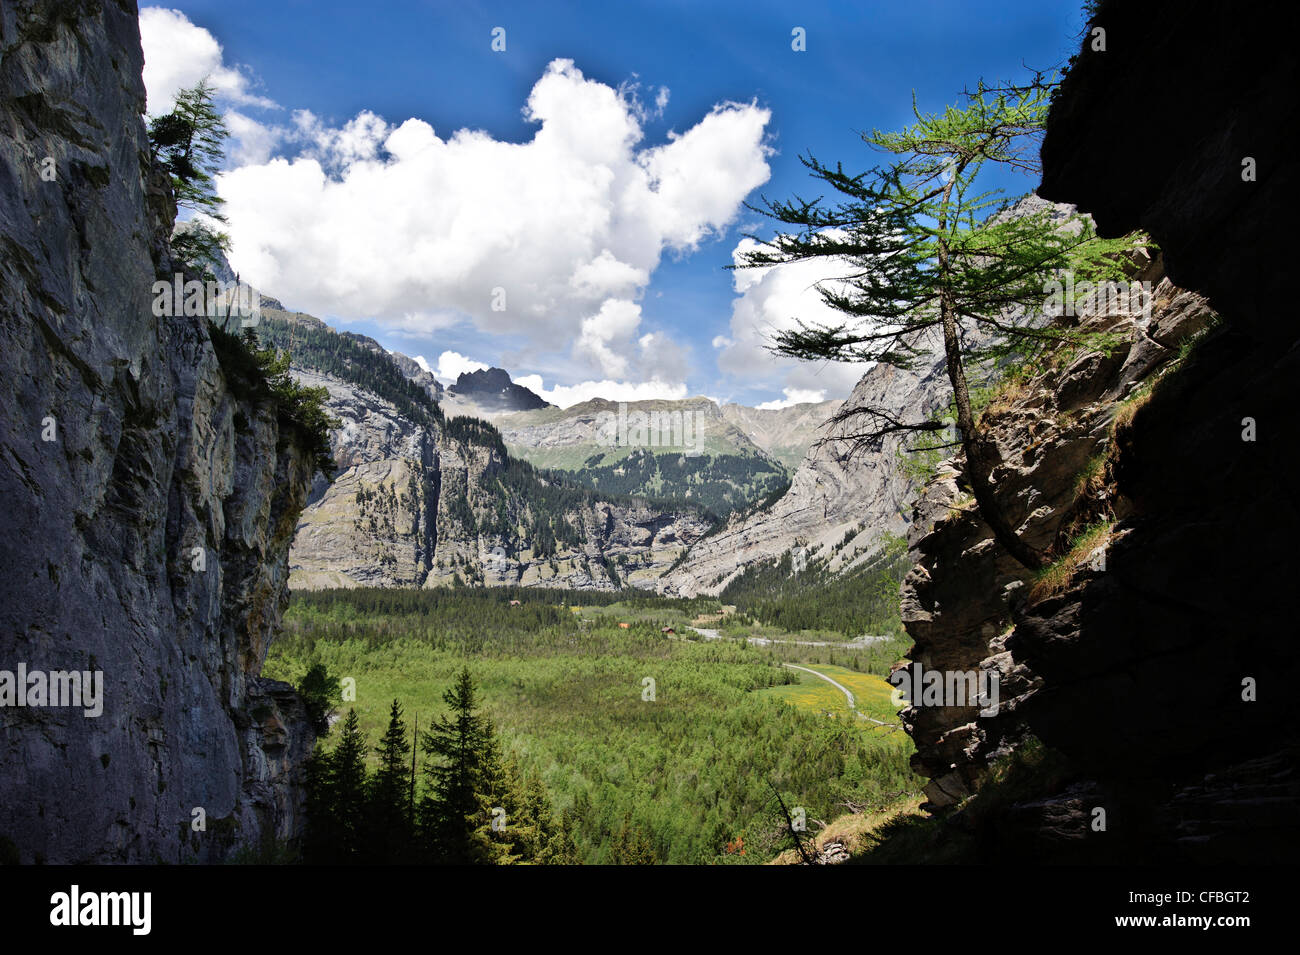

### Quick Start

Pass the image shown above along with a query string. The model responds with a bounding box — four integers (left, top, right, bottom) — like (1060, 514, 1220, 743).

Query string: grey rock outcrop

(899, 254, 1208, 808)
(0, 0, 317, 862)
(889, 0, 1300, 862)
(388, 350, 443, 402)
(288, 368, 713, 591)
(658, 344, 954, 597)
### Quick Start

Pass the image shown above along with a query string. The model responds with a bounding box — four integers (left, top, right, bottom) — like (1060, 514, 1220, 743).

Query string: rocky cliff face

(387, 351, 443, 402)
(899, 254, 1214, 804)
(288, 368, 713, 591)
(892, 0, 1300, 862)
(0, 0, 317, 862)
(658, 347, 952, 597)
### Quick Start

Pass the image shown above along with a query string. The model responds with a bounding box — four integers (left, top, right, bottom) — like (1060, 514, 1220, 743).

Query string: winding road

(782, 663, 857, 708)
(684, 627, 898, 727)
(780, 663, 897, 728)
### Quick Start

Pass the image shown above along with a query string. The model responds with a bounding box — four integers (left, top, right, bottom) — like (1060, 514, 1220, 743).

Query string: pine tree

(366, 699, 413, 864)
(610, 812, 656, 865)
(477, 727, 520, 865)
(301, 710, 370, 864)
(489, 754, 562, 864)
(517, 765, 553, 862)
(737, 75, 1146, 569)
(301, 743, 340, 864)
(539, 807, 581, 865)
(297, 662, 337, 736)
(331, 708, 370, 862)
(418, 668, 510, 864)
(148, 79, 231, 274)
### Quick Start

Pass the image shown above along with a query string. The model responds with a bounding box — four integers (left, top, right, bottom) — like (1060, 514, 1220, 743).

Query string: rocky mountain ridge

(658, 334, 960, 597)
(493, 395, 838, 470)
(490, 396, 792, 517)
(283, 361, 713, 592)
(445, 366, 549, 413)
(387, 350, 444, 402)
(719, 399, 844, 470)
(242, 294, 840, 587)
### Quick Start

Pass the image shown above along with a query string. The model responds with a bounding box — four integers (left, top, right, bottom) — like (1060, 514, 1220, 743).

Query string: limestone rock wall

(0, 0, 317, 863)
(287, 368, 714, 592)
(658, 357, 949, 597)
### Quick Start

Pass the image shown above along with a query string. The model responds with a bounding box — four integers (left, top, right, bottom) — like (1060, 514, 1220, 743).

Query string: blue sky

(141, 0, 1091, 408)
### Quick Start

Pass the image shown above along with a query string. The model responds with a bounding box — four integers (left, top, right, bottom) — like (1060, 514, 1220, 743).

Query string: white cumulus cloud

(513, 375, 688, 408)
(140, 7, 276, 115)
(215, 59, 772, 384)
(433, 351, 490, 384)
(139, 16, 788, 406)
(756, 388, 829, 410)
(718, 236, 866, 402)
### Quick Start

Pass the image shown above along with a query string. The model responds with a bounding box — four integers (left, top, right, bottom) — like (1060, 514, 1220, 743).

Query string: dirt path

(782, 663, 856, 708)
(683, 628, 899, 728)
(780, 663, 896, 727)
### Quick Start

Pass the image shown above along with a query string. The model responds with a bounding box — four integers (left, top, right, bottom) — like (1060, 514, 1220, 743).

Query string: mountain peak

(448, 366, 551, 412)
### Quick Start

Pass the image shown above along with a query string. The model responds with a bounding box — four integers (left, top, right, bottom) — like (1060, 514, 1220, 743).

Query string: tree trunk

(935, 177, 1046, 572)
